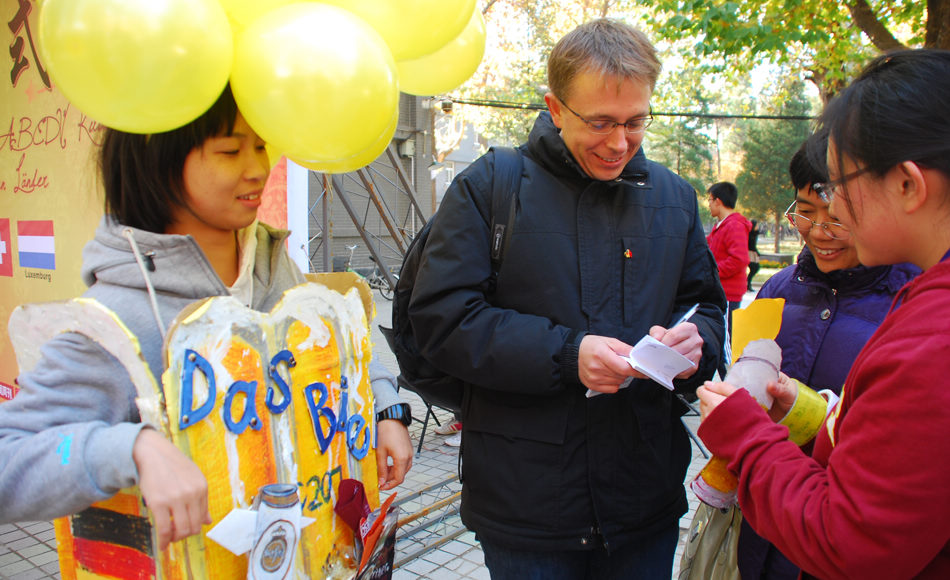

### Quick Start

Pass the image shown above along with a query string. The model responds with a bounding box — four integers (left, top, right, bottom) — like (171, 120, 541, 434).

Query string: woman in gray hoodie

(0, 85, 412, 550)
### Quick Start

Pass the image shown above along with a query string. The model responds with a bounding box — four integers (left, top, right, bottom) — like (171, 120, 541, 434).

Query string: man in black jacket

(408, 19, 726, 579)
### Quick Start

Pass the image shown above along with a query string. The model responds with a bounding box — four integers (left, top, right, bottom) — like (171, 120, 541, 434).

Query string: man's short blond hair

(547, 18, 661, 102)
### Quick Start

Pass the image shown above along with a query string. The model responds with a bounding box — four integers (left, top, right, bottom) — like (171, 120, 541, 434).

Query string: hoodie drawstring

(122, 228, 167, 339)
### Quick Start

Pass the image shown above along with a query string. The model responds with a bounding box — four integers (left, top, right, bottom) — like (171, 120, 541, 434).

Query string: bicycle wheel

(369, 268, 395, 301)
(379, 280, 394, 301)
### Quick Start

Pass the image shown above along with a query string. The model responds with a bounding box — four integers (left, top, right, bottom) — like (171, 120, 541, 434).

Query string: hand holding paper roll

(722, 339, 782, 409)
(691, 339, 782, 508)
(692, 340, 830, 508)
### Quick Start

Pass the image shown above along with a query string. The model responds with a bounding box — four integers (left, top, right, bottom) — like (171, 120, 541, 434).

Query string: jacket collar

(527, 111, 650, 183)
(795, 246, 904, 294)
(81, 216, 291, 299)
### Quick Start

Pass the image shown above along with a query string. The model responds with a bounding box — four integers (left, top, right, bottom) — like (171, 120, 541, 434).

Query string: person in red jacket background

(706, 181, 752, 328)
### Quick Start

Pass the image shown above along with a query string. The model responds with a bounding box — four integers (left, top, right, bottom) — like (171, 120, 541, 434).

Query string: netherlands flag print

(17, 220, 55, 270)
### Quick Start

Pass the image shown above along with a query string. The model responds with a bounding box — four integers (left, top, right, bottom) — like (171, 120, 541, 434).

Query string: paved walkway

(0, 288, 758, 580)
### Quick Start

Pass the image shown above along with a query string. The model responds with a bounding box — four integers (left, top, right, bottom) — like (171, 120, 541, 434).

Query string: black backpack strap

(488, 146, 522, 270)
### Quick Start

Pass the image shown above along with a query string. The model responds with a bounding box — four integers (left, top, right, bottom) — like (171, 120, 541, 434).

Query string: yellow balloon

(321, 0, 476, 61)
(218, 0, 297, 27)
(265, 143, 284, 169)
(397, 8, 486, 96)
(291, 110, 398, 174)
(231, 3, 399, 162)
(38, 0, 232, 133)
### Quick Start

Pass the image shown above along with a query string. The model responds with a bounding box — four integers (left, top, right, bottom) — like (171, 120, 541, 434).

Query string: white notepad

(586, 334, 696, 397)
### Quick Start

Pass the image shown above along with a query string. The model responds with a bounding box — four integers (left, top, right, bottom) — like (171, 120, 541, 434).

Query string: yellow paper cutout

(731, 298, 785, 364)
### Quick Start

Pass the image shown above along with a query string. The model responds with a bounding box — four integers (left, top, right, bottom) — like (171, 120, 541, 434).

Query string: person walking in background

(408, 18, 726, 580)
(747, 219, 761, 291)
(698, 49, 950, 579)
(736, 132, 920, 580)
(706, 181, 752, 327)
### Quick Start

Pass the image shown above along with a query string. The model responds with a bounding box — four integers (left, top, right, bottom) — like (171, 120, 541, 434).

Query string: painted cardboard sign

(8, 276, 379, 578)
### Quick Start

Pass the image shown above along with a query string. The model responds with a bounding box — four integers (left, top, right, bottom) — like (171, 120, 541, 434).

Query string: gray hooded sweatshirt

(0, 217, 399, 523)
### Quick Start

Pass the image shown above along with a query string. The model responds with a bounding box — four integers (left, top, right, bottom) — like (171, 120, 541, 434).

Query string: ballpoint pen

(672, 303, 700, 328)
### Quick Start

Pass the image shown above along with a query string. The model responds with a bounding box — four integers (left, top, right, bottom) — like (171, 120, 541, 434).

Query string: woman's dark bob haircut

(99, 84, 240, 233)
(790, 129, 829, 193)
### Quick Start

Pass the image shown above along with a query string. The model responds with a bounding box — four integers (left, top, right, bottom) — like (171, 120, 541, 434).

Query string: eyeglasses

(559, 98, 653, 134)
(811, 165, 872, 203)
(784, 200, 851, 240)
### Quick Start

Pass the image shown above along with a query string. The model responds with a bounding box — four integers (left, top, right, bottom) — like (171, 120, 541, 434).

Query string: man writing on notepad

(407, 19, 726, 578)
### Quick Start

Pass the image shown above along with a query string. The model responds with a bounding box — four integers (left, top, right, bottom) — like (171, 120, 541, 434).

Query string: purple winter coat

(757, 246, 920, 394)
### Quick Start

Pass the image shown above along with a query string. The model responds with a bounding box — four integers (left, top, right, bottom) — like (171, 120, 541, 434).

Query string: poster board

(0, 0, 103, 399)
(8, 277, 378, 578)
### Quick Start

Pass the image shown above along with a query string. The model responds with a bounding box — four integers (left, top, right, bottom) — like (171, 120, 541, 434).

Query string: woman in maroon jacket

(697, 50, 950, 579)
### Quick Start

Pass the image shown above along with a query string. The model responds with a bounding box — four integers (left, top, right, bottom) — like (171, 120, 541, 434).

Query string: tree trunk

(774, 214, 782, 254)
(847, 0, 906, 51)
(927, 0, 950, 48)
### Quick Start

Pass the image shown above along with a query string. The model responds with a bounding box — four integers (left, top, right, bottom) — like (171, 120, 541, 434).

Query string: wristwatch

(376, 403, 412, 427)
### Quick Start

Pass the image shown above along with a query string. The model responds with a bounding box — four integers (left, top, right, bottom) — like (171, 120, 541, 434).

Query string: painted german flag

(57, 493, 156, 580)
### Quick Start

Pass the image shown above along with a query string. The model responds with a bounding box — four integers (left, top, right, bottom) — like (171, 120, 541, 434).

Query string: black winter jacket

(409, 112, 727, 551)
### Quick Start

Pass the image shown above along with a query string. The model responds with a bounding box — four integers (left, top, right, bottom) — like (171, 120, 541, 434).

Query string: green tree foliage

(646, 82, 719, 193)
(734, 80, 813, 252)
(639, 0, 933, 101)
(647, 117, 715, 194)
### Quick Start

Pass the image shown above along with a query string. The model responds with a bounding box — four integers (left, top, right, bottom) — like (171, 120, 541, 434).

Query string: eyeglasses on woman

(784, 200, 851, 240)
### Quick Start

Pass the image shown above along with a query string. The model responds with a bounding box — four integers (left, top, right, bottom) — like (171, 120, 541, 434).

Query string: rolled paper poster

(691, 339, 781, 508)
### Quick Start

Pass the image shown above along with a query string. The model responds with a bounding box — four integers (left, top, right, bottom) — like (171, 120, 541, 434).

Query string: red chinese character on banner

(8, 0, 51, 89)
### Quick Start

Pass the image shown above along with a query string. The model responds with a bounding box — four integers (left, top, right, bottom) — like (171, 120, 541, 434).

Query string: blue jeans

(480, 525, 679, 580)
(727, 300, 742, 333)
(717, 300, 743, 378)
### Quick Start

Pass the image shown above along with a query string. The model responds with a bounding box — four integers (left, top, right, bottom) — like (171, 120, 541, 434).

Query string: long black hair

(99, 84, 240, 233)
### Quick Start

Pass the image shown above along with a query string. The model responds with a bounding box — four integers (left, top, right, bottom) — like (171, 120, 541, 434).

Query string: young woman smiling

(0, 85, 412, 551)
